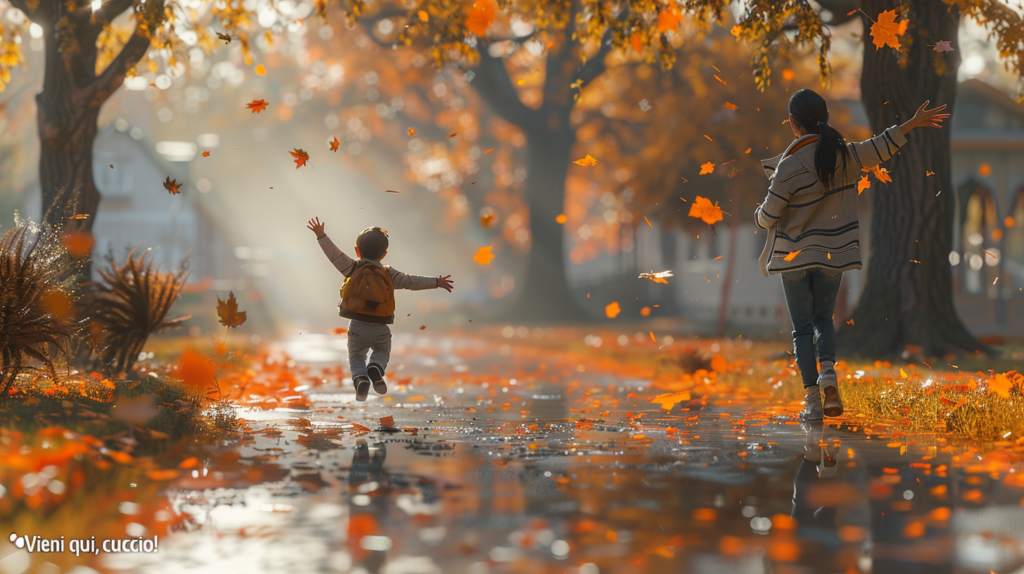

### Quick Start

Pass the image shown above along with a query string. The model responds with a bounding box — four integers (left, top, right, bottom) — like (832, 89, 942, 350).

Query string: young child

(307, 217, 454, 401)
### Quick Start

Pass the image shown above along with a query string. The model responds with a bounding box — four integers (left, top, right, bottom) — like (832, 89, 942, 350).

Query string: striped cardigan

(754, 126, 907, 276)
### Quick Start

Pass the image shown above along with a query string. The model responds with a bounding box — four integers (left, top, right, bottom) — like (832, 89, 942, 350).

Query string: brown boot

(819, 368, 843, 417)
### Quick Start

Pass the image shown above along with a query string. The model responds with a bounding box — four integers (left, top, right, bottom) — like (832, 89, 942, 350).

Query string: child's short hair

(356, 227, 389, 260)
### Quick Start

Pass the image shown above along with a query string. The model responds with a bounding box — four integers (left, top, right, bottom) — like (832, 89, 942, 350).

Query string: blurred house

(87, 124, 269, 335)
(571, 79, 1024, 337)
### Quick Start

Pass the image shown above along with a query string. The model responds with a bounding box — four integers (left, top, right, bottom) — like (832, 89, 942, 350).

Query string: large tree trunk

(490, 121, 591, 322)
(840, 0, 982, 356)
(11, 0, 159, 284)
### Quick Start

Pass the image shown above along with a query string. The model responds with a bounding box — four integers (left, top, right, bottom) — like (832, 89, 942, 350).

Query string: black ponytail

(788, 89, 850, 189)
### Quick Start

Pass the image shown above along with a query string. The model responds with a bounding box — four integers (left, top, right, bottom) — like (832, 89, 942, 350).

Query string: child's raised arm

(390, 269, 454, 292)
(308, 217, 357, 276)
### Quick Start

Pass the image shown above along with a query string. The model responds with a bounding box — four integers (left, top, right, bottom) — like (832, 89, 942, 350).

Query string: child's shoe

(367, 363, 387, 395)
(354, 376, 371, 402)
(819, 368, 843, 417)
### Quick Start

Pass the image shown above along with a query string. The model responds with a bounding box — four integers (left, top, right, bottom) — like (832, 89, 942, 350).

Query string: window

(94, 152, 133, 197)
(1006, 189, 1024, 297)
(958, 181, 999, 297)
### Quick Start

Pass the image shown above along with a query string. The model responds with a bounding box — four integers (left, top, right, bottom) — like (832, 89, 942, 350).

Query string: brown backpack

(340, 262, 395, 318)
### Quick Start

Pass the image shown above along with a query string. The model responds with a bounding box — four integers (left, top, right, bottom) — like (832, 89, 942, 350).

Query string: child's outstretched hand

(307, 217, 326, 239)
(437, 275, 454, 292)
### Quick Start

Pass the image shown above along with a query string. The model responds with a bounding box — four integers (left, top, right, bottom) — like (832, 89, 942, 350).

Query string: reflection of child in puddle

(347, 439, 391, 574)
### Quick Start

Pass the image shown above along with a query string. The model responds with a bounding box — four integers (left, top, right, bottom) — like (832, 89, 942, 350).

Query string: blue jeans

(347, 320, 392, 381)
(781, 268, 843, 387)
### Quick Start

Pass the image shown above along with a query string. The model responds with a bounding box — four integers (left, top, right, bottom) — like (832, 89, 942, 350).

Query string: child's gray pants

(347, 320, 391, 381)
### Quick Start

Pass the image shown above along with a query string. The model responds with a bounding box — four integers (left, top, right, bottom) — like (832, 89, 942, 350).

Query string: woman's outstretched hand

(307, 217, 326, 239)
(900, 101, 950, 135)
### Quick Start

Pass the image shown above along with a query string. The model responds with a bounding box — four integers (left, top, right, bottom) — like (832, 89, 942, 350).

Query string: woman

(755, 89, 948, 421)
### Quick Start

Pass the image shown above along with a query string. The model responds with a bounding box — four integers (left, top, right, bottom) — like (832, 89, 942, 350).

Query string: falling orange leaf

(934, 40, 954, 52)
(870, 10, 906, 50)
(473, 246, 494, 265)
(40, 289, 74, 321)
(254, 64, 267, 76)
(723, 102, 737, 110)
(926, 170, 935, 176)
(781, 69, 795, 81)
(979, 163, 992, 177)
(857, 174, 871, 194)
(163, 176, 182, 195)
(217, 291, 247, 328)
(480, 212, 496, 228)
(644, 216, 653, 228)
(483, 147, 495, 153)
(699, 162, 715, 175)
(246, 99, 269, 113)
(465, 0, 496, 36)
(173, 348, 217, 393)
(605, 301, 621, 319)
(649, 331, 656, 342)
(555, 214, 567, 224)
(782, 250, 802, 262)
(744, 148, 752, 154)
(417, 9, 429, 22)
(61, 231, 95, 257)
(863, 164, 892, 183)
(201, 151, 210, 157)
(639, 270, 672, 284)
(329, 137, 340, 152)
(688, 196, 723, 225)
(407, 127, 416, 136)
(447, 132, 458, 138)
(656, 7, 682, 32)
(574, 154, 597, 167)
(290, 148, 310, 169)
(713, 75, 727, 85)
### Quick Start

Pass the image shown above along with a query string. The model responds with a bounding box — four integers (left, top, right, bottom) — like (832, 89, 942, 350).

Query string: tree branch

(7, 0, 52, 21)
(91, 22, 150, 102)
(472, 44, 538, 129)
(574, 29, 614, 87)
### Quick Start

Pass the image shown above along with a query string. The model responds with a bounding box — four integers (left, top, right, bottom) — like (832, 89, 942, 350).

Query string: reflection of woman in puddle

(347, 439, 390, 573)
(792, 422, 839, 527)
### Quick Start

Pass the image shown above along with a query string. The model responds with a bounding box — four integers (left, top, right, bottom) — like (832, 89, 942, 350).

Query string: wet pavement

(95, 332, 1024, 574)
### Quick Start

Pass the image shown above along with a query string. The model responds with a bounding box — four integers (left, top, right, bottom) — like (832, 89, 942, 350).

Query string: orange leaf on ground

(146, 469, 179, 480)
(710, 354, 729, 372)
(380, 415, 395, 427)
(651, 391, 691, 410)
(290, 148, 310, 169)
(217, 291, 247, 328)
(783, 250, 801, 262)
(179, 457, 199, 468)
(163, 176, 182, 195)
(465, 0, 495, 36)
(989, 373, 1014, 399)
(246, 99, 268, 113)
(870, 10, 906, 50)
(472, 246, 494, 265)
(699, 162, 715, 175)
(61, 231, 96, 257)
(605, 301, 621, 319)
(688, 196, 723, 225)
(574, 154, 597, 167)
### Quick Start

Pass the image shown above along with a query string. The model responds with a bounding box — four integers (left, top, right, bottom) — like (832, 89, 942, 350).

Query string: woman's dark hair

(789, 88, 850, 189)
(356, 226, 389, 260)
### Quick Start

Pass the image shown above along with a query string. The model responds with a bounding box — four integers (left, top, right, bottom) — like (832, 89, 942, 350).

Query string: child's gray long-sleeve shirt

(317, 234, 439, 290)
